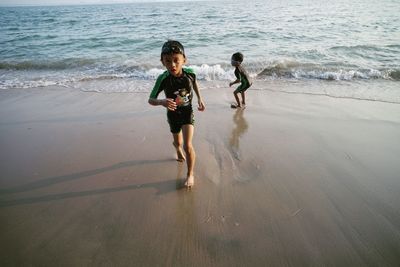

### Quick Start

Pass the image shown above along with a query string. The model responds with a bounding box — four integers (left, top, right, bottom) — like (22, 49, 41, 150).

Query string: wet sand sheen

(0, 85, 400, 266)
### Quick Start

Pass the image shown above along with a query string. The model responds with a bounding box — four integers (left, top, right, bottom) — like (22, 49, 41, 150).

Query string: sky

(0, 0, 194, 6)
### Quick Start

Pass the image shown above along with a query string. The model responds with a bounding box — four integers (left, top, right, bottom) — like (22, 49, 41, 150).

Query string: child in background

(148, 40, 205, 189)
(229, 52, 252, 108)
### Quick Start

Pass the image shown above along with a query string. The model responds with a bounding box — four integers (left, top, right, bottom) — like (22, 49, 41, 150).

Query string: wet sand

(1, 83, 400, 266)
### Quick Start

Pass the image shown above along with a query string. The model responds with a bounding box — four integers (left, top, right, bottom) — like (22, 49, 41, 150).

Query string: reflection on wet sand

(229, 108, 248, 160)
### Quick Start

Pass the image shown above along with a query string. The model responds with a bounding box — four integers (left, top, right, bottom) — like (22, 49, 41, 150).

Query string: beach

(1, 83, 400, 266)
(1, 0, 400, 265)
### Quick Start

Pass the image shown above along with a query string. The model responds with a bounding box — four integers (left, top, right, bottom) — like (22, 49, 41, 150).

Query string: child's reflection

(229, 108, 248, 160)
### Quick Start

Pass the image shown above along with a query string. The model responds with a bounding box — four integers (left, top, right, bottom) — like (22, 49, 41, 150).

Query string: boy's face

(162, 53, 186, 77)
(231, 58, 241, 67)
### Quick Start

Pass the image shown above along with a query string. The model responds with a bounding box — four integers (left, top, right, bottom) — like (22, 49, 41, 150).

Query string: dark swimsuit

(234, 65, 252, 93)
(149, 68, 196, 133)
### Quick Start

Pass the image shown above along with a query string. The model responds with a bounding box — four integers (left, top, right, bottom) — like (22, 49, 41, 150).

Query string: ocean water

(1, 0, 399, 102)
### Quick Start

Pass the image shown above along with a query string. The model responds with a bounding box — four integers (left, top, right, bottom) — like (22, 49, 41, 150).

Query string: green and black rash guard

(235, 65, 251, 88)
(149, 68, 196, 112)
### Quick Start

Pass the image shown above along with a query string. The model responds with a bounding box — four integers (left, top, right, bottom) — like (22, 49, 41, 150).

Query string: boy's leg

(234, 91, 241, 107)
(172, 132, 186, 162)
(240, 91, 246, 106)
(182, 124, 195, 186)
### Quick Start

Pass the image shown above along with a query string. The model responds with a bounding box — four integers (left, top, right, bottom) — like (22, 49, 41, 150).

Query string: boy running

(148, 40, 205, 189)
(229, 52, 252, 108)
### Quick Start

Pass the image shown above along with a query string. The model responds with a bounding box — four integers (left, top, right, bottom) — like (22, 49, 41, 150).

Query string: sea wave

(1, 59, 399, 90)
(330, 44, 400, 53)
(253, 59, 400, 81)
(256, 65, 400, 81)
(0, 58, 97, 70)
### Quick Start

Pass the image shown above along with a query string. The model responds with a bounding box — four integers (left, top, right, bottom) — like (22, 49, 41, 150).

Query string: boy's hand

(162, 98, 177, 111)
(197, 99, 205, 111)
(230, 80, 239, 87)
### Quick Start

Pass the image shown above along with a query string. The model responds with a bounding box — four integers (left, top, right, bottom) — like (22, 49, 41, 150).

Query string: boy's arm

(229, 79, 240, 87)
(229, 67, 241, 86)
(148, 97, 177, 111)
(192, 79, 205, 111)
(148, 73, 177, 111)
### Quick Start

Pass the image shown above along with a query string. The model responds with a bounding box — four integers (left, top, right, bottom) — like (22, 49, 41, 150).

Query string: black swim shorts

(167, 107, 194, 134)
(234, 82, 251, 94)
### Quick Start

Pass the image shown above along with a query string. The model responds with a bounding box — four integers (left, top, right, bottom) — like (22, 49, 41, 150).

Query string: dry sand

(1, 83, 400, 266)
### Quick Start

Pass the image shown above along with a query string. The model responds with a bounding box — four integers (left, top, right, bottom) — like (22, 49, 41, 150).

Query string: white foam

(188, 64, 234, 81)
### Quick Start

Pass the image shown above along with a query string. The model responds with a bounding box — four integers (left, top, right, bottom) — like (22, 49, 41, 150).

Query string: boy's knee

(183, 143, 194, 154)
(173, 140, 182, 147)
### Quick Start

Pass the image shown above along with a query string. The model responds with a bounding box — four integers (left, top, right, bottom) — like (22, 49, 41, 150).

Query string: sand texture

(1, 84, 400, 266)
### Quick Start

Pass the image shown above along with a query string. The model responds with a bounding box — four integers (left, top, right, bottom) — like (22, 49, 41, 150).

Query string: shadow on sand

(0, 158, 186, 207)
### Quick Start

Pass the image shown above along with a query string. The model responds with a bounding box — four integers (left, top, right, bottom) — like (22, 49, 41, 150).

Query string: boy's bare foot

(184, 175, 194, 189)
(231, 103, 241, 109)
(173, 142, 186, 162)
